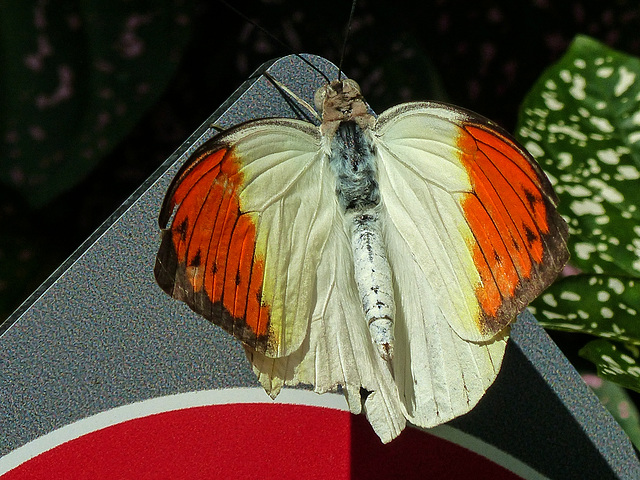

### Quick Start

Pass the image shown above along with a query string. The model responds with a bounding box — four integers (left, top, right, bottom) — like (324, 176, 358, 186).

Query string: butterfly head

(314, 79, 372, 130)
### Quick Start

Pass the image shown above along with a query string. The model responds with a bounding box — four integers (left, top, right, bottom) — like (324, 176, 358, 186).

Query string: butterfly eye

(314, 84, 329, 112)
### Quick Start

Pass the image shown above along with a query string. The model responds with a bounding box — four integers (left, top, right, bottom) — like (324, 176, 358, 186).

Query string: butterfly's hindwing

(247, 207, 408, 441)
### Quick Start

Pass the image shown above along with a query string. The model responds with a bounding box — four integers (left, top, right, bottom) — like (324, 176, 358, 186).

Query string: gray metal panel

(1, 54, 638, 478)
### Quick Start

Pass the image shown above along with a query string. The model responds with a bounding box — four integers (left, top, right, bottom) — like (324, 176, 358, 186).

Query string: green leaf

(0, 1, 193, 207)
(516, 35, 640, 277)
(530, 274, 640, 342)
(582, 373, 640, 450)
(580, 339, 640, 392)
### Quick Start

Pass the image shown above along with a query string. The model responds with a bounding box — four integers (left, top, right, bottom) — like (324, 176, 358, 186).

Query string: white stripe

(0, 388, 348, 475)
(428, 424, 551, 480)
(1, 388, 548, 479)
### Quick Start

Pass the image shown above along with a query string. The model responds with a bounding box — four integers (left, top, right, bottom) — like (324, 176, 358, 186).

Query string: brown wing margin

(458, 122, 569, 336)
(154, 140, 271, 353)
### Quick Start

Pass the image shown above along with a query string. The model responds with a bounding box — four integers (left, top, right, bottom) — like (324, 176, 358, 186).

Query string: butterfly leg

(350, 210, 396, 362)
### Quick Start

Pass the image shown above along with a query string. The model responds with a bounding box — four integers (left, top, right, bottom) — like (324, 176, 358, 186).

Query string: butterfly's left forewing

(155, 118, 334, 358)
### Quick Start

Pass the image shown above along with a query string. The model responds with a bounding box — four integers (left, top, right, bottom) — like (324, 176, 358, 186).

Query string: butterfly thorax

(329, 121, 379, 212)
(316, 79, 374, 137)
(319, 79, 379, 212)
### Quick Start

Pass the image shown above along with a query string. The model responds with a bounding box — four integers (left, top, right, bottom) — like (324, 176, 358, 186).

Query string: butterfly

(154, 57, 569, 443)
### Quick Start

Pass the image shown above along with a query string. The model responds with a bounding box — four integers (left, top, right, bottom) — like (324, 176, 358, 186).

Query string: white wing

(157, 118, 332, 358)
(374, 102, 512, 427)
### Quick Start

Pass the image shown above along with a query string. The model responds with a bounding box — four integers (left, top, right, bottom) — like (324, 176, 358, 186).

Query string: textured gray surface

(0, 55, 335, 455)
(1, 54, 638, 478)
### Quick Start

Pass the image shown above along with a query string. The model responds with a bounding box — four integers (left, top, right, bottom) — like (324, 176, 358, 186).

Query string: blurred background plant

(1, 0, 639, 449)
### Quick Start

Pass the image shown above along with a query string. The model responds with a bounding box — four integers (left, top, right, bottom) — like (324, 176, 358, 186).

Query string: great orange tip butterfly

(154, 5, 569, 444)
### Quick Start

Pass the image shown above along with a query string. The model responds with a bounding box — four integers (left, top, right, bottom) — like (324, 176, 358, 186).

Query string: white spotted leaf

(517, 35, 640, 277)
(530, 274, 640, 343)
(580, 340, 640, 393)
(518, 35, 640, 393)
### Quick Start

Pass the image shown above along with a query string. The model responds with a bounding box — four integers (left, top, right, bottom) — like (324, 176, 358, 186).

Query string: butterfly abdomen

(329, 119, 396, 361)
(350, 211, 396, 361)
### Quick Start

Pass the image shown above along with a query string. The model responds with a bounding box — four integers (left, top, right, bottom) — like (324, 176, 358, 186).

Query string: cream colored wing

(156, 118, 333, 358)
(374, 101, 567, 428)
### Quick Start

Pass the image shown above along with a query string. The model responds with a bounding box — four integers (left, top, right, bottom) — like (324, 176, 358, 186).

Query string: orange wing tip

(474, 212, 570, 338)
(155, 140, 285, 355)
(158, 145, 233, 229)
(155, 219, 274, 354)
(455, 121, 570, 338)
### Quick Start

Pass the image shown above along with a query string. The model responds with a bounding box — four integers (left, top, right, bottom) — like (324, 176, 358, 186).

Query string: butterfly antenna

(337, 0, 358, 80)
(217, 0, 331, 84)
